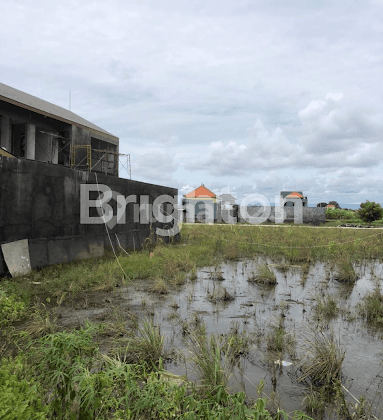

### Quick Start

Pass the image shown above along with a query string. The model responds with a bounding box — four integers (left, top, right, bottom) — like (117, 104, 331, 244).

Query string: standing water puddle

(57, 257, 383, 415)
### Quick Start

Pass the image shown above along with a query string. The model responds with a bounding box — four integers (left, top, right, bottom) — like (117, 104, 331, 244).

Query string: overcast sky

(1, 0, 382, 206)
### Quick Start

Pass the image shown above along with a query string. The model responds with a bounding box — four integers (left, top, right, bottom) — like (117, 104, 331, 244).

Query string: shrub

(358, 201, 383, 224)
(325, 208, 357, 220)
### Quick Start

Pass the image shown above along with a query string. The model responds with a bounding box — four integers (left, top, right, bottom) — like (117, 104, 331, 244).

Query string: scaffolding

(70, 144, 131, 179)
(71, 145, 92, 172)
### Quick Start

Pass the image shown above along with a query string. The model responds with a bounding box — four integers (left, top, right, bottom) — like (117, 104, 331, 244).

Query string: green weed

(296, 330, 345, 392)
(0, 355, 47, 420)
(314, 295, 339, 319)
(334, 256, 358, 284)
(207, 284, 235, 303)
(117, 318, 166, 369)
(358, 285, 383, 326)
(0, 290, 26, 326)
(248, 264, 277, 285)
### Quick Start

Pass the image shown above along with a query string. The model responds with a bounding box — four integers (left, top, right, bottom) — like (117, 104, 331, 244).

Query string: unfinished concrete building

(0, 83, 119, 176)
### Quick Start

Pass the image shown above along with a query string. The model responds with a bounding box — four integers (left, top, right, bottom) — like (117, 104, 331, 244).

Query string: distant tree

(328, 201, 341, 209)
(316, 202, 328, 208)
(358, 201, 383, 225)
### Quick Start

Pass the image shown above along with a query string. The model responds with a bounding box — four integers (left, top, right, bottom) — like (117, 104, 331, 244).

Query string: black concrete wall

(0, 156, 178, 275)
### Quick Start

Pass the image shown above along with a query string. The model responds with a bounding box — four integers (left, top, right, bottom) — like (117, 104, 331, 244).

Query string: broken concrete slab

(1, 239, 31, 276)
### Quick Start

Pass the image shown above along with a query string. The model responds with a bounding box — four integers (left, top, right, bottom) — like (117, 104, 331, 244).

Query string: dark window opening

(11, 123, 26, 157)
(58, 131, 71, 166)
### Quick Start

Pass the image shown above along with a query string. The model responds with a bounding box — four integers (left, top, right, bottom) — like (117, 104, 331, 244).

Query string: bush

(358, 201, 383, 224)
(325, 208, 357, 220)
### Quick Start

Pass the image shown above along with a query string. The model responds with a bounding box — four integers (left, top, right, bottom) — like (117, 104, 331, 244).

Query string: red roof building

(184, 185, 216, 199)
(285, 192, 304, 199)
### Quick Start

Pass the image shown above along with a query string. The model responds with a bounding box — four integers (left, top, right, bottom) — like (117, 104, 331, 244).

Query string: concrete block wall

(228, 206, 325, 224)
(0, 156, 178, 275)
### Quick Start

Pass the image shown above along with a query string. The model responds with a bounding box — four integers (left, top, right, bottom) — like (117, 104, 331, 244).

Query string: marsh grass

(300, 263, 310, 287)
(148, 276, 169, 294)
(170, 271, 187, 286)
(296, 330, 345, 391)
(219, 322, 253, 362)
(210, 264, 225, 280)
(358, 285, 383, 326)
(1, 318, 312, 419)
(117, 318, 165, 369)
(248, 264, 277, 285)
(334, 256, 358, 283)
(314, 295, 339, 319)
(273, 263, 290, 273)
(190, 264, 198, 281)
(266, 323, 286, 354)
(3, 223, 383, 316)
(303, 389, 326, 418)
(187, 331, 232, 394)
(207, 284, 235, 302)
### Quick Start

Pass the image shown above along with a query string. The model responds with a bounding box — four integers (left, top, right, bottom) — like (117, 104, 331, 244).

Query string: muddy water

(56, 258, 383, 415)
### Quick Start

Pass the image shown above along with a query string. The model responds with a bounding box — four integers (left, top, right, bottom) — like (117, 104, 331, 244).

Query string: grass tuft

(24, 303, 58, 338)
(314, 295, 339, 319)
(334, 256, 358, 283)
(248, 264, 277, 285)
(187, 331, 231, 393)
(148, 277, 169, 294)
(296, 330, 345, 391)
(358, 285, 383, 326)
(116, 318, 165, 369)
(207, 285, 235, 302)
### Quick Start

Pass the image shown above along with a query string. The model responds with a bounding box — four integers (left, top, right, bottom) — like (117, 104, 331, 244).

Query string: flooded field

(54, 256, 383, 417)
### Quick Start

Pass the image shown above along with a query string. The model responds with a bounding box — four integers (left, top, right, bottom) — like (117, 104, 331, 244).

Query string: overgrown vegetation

(1, 224, 383, 308)
(0, 321, 313, 419)
(325, 208, 358, 220)
(2, 223, 383, 418)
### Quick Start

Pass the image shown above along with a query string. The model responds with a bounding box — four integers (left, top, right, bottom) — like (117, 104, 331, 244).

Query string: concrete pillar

(0, 115, 11, 151)
(51, 137, 58, 164)
(25, 123, 36, 160)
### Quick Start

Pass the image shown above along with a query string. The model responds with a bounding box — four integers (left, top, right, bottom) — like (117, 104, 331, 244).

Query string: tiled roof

(286, 191, 304, 199)
(184, 185, 216, 198)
